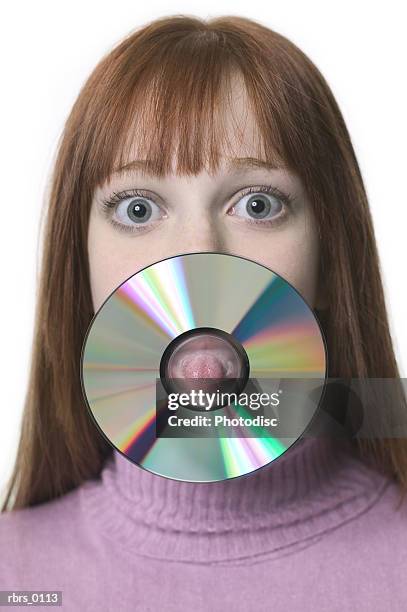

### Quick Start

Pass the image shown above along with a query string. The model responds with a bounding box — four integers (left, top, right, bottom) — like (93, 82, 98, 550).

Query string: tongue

(182, 353, 225, 379)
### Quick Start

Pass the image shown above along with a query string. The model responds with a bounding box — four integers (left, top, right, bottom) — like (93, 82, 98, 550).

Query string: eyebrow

(113, 157, 281, 176)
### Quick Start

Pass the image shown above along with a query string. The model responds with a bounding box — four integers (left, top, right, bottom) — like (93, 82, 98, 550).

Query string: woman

(1, 14, 406, 611)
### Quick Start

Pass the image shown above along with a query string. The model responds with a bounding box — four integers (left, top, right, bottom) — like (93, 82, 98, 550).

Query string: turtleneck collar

(79, 436, 390, 564)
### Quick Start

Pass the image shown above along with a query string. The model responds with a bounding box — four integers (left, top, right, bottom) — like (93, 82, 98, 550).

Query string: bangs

(111, 70, 278, 181)
(84, 21, 305, 193)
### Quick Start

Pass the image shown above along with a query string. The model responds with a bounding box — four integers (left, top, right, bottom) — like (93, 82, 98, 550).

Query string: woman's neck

(79, 436, 390, 563)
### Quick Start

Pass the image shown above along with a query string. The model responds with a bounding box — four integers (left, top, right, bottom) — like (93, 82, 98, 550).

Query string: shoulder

(0, 485, 83, 539)
(315, 477, 407, 606)
(321, 477, 407, 566)
(0, 485, 99, 586)
(346, 477, 407, 538)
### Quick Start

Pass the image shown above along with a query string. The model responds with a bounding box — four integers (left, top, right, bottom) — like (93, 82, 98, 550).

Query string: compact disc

(81, 252, 327, 482)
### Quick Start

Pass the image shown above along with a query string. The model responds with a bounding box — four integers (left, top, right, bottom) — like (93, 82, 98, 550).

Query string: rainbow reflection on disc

(81, 252, 327, 482)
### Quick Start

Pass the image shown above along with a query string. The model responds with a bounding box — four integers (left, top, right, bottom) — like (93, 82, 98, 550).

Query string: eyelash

(100, 185, 294, 234)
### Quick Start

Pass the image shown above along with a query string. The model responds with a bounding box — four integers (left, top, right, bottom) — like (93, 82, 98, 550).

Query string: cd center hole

(168, 334, 239, 379)
(159, 327, 250, 407)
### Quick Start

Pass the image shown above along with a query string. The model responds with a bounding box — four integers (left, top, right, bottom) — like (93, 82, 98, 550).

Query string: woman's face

(88, 84, 321, 313)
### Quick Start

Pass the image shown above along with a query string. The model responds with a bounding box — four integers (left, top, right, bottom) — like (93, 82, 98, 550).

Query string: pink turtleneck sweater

(0, 436, 406, 610)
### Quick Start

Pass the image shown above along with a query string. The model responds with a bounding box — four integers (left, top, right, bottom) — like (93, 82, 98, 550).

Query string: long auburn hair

(2, 14, 406, 511)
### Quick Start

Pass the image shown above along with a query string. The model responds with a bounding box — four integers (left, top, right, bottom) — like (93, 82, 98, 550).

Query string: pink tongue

(182, 354, 225, 378)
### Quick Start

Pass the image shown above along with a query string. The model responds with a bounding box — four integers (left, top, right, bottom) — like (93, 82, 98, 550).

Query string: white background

(0, 1, 406, 500)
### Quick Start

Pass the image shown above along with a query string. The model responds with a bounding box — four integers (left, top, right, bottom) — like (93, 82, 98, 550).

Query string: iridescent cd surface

(81, 252, 327, 482)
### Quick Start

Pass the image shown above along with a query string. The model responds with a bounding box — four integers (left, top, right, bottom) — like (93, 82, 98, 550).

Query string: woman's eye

(230, 192, 283, 221)
(114, 196, 162, 226)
